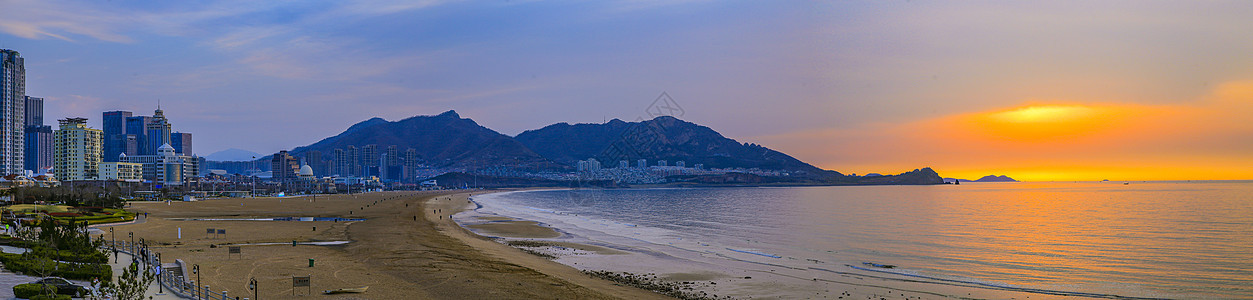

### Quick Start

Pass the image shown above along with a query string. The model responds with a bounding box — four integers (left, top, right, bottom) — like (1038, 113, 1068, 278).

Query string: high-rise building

(384, 145, 401, 181)
(270, 150, 299, 182)
(333, 148, 347, 176)
(305, 150, 323, 176)
(53, 118, 102, 181)
(1, 49, 26, 175)
(346, 145, 360, 176)
(24, 96, 42, 126)
(125, 116, 152, 155)
(23, 94, 49, 173)
(361, 144, 378, 177)
(102, 111, 132, 161)
(403, 148, 417, 183)
(23, 125, 51, 172)
(637, 159, 647, 168)
(145, 108, 172, 155)
(171, 132, 192, 156)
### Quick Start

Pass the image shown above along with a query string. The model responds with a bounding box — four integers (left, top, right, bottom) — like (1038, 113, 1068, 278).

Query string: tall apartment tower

(346, 145, 360, 177)
(305, 150, 323, 176)
(102, 111, 133, 162)
(53, 118, 102, 181)
(384, 145, 400, 181)
(24, 125, 51, 172)
(333, 148, 347, 176)
(23, 96, 50, 172)
(361, 144, 378, 177)
(403, 148, 418, 183)
(1, 50, 26, 175)
(24, 96, 41, 126)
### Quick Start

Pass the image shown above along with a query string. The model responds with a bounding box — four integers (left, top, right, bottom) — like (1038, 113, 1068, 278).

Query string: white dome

(299, 164, 314, 176)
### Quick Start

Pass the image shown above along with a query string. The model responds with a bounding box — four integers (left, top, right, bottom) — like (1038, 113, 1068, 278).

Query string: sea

(457, 181, 1253, 299)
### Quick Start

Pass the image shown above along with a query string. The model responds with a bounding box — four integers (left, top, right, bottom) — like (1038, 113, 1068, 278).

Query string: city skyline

(3, 1, 1253, 180)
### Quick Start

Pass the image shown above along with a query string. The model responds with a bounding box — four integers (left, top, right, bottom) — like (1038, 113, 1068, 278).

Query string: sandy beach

(103, 190, 667, 300)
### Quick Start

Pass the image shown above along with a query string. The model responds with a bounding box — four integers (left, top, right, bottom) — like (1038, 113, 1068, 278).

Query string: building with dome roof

(299, 163, 314, 177)
(270, 150, 334, 193)
(120, 142, 200, 186)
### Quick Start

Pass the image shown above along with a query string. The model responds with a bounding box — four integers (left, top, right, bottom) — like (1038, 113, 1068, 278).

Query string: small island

(944, 175, 1019, 183)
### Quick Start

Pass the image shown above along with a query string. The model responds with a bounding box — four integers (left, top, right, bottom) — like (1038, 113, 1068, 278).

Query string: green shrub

(30, 294, 72, 300)
(12, 283, 53, 299)
(0, 253, 112, 280)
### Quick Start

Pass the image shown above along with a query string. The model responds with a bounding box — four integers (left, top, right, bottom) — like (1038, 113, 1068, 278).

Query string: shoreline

(458, 188, 1118, 300)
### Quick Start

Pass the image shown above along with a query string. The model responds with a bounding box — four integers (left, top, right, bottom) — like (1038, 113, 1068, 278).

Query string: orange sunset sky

(756, 81, 1253, 181)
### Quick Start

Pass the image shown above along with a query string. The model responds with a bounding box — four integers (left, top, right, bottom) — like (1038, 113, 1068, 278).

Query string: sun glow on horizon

(760, 81, 1253, 182)
(989, 105, 1097, 124)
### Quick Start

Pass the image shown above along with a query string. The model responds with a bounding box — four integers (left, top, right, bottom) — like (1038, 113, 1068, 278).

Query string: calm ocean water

(466, 182, 1253, 299)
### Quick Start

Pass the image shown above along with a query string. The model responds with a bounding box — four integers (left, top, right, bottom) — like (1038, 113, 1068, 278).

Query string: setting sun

(989, 105, 1096, 124)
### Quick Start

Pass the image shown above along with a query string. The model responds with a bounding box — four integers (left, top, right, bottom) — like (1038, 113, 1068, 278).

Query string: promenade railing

(104, 239, 248, 300)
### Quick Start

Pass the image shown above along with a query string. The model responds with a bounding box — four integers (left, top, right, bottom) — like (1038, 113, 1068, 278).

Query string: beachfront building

(99, 161, 143, 182)
(120, 143, 200, 186)
(53, 117, 103, 181)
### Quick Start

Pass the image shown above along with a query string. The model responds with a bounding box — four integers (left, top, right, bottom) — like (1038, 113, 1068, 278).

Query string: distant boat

(1124, 182, 1130, 185)
(324, 286, 368, 294)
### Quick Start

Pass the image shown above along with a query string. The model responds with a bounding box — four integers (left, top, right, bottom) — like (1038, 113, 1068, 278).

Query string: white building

(120, 143, 199, 186)
(99, 162, 143, 182)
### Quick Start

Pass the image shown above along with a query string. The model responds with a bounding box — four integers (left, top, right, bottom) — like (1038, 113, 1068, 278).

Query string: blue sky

(4, 1, 1253, 178)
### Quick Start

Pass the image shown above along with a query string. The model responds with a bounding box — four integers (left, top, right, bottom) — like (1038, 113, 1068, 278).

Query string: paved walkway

(104, 247, 185, 300)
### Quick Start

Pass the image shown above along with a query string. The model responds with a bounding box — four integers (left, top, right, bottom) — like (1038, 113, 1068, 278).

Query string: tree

(96, 262, 155, 300)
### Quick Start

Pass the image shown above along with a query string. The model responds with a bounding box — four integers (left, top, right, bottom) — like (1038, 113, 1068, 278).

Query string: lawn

(2, 205, 136, 225)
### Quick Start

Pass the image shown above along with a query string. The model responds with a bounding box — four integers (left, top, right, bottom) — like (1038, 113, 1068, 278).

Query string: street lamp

(129, 232, 134, 252)
(192, 264, 200, 300)
(249, 277, 258, 300)
(252, 156, 257, 198)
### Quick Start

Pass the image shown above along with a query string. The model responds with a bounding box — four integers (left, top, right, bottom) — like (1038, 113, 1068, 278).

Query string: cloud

(0, 0, 134, 42)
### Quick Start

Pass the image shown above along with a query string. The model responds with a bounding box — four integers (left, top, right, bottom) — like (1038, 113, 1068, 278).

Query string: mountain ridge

(227, 110, 941, 185)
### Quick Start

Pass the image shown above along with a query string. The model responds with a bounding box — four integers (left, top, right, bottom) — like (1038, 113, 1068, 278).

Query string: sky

(2, 1, 1252, 181)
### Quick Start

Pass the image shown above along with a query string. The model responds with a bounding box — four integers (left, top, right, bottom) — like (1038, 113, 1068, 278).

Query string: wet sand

(465, 220, 562, 238)
(105, 191, 667, 300)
